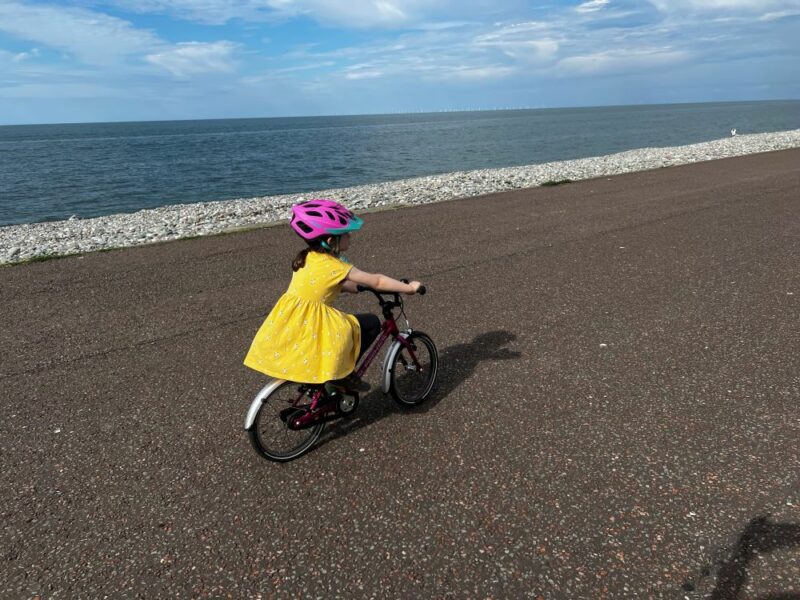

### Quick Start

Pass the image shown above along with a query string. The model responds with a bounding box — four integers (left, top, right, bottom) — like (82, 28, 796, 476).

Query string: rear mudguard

(244, 378, 286, 431)
(381, 331, 411, 393)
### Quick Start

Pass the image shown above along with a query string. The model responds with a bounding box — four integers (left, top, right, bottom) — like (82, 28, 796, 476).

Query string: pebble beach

(2, 128, 799, 265)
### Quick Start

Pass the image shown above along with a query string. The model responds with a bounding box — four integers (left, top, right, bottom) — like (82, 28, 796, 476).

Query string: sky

(0, 0, 798, 125)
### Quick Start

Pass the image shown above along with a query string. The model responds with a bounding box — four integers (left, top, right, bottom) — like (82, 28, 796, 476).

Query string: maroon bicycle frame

(301, 314, 422, 413)
(354, 316, 398, 379)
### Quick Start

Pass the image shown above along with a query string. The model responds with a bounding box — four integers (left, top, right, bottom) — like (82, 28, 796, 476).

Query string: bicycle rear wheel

(389, 331, 438, 406)
(248, 381, 324, 462)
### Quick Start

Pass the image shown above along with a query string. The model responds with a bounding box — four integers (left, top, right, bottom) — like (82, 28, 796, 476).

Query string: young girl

(244, 199, 421, 393)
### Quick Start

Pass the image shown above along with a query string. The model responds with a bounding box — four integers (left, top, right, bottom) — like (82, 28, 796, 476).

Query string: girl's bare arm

(346, 266, 420, 294)
(341, 279, 360, 294)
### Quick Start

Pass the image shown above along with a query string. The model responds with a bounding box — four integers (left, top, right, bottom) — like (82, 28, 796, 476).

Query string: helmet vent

(290, 199, 362, 240)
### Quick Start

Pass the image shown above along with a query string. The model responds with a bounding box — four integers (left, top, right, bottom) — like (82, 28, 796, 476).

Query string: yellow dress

(243, 252, 361, 383)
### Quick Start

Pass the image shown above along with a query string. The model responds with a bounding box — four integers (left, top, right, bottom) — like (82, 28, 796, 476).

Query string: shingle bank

(2, 129, 799, 265)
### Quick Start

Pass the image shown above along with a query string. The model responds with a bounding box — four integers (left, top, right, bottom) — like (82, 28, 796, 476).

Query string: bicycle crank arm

(287, 403, 341, 430)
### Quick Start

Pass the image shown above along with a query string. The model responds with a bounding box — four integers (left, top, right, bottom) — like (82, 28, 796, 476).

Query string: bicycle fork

(380, 330, 424, 392)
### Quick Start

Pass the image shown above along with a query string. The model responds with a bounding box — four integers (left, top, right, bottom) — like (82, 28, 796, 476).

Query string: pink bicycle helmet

(291, 199, 364, 240)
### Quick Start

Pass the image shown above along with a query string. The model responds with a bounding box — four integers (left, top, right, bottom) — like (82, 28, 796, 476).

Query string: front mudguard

(381, 331, 411, 393)
(244, 378, 286, 430)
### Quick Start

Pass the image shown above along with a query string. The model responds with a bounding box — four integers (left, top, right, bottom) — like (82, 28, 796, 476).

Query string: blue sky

(0, 0, 798, 124)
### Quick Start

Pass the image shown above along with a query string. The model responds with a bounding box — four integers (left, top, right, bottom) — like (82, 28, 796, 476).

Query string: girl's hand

(406, 281, 422, 295)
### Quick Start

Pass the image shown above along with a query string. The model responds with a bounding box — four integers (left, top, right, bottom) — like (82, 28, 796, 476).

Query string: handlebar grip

(400, 278, 427, 295)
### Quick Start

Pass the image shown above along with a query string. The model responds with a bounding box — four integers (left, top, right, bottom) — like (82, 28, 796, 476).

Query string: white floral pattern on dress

(243, 252, 361, 384)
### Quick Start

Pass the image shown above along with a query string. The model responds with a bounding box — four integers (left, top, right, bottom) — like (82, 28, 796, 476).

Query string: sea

(1, 100, 798, 228)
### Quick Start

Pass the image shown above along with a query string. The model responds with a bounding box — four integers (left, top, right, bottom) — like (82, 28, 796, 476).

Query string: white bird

(730, 128, 737, 136)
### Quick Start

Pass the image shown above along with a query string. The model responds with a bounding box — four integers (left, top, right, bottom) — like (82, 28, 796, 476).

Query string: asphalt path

(2, 149, 799, 599)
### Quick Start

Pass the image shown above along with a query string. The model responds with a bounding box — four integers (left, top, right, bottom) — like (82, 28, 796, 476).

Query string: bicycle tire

(389, 331, 438, 406)
(248, 381, 324, 462)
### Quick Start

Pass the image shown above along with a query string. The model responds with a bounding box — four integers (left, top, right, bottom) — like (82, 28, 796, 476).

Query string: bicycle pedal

(336, 393, 359, 415)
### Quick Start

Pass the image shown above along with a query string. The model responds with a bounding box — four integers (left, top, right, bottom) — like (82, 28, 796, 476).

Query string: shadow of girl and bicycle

(315, 330, 521, 449)
(682, 514, 800, 599)
(303, 329, 800, 599)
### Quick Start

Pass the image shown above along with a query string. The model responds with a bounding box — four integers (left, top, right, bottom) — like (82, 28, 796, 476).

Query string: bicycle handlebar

(356, 282, 426, 296)
(356, 282, 425, 320)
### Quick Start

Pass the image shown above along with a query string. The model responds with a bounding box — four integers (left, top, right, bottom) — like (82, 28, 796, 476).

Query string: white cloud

(557, 48, 692, 76)
(272, 61, 337, 74)
(474, 21, 552, 43)
(0, 2, 159, 65)
(259, 11, 703, 85)
(0, 2, 242, 78)
(343, 64, 384, 79)
(250, 0, 796, 90)
(759, 8, 800, 19)
(94, 0, 420, 26)
(2, 0, 796, 122)
(234, 0, 424, 27)
(94, 0, 278, 25)
(145, 42, 239, 77)
(441, 65, 516, 80)
(649, 0, 798, 13)
(474, 24, 561, 65)
(415, 21, 480, 31)
(0, 82, 127, 98)
(576, 0, 610, 13)
(249, 25, 521, 85)
(295, 0, 426, 27)
(12, 48, 40, 62)
(96, 0, 518, 28)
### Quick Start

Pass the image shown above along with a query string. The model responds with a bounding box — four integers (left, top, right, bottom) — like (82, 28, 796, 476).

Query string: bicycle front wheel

(389, 331, 438, 406)
(248, 381, 324, 462)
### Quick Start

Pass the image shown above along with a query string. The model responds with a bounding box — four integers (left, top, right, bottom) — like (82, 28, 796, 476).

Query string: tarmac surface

(1, 149, 799, 599)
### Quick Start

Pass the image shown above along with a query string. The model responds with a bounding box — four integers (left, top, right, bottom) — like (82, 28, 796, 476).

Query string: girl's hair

(292, 236, 340, 271)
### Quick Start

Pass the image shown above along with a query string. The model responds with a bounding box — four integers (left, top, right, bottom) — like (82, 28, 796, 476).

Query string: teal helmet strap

(318, 237, 349, 262)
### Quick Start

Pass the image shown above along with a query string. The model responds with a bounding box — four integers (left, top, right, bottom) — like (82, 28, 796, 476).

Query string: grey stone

(1, 129, 799, 265)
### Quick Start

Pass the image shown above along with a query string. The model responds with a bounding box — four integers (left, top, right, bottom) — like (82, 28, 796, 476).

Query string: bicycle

(244, 282, 438, 462)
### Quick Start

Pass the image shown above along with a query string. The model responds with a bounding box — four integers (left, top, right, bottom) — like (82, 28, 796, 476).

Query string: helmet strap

(320, 236, 341, 257)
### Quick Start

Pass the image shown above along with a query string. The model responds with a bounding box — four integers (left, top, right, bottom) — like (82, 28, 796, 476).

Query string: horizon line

(2, 98, 798, 129)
